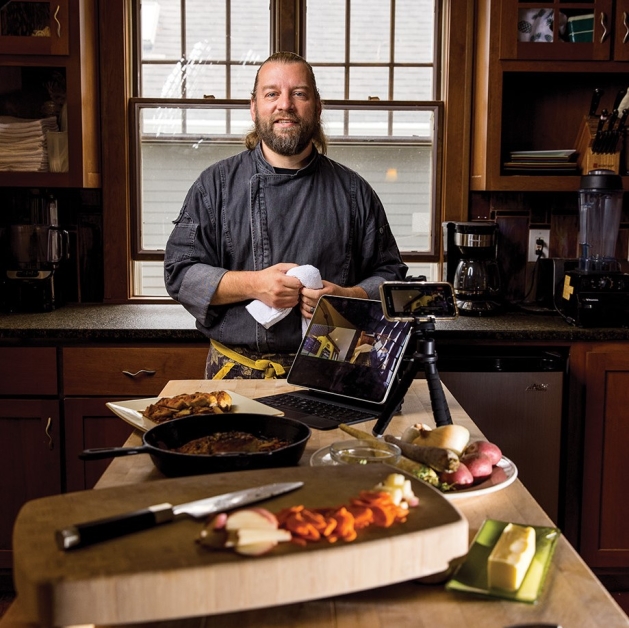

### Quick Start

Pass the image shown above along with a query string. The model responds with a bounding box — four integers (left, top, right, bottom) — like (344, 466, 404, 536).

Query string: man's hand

(299, 281, 368, 319)
(211, 263, 302, 308)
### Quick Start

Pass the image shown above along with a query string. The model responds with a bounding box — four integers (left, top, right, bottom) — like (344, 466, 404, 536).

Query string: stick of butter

(487, 523, 536, 591)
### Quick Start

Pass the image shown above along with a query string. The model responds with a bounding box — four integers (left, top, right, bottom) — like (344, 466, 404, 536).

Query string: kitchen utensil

(328, 439, 401, 465)
(79, 413, 311, 477)
(56, 481, 304, 550)
(589, 87, 603, 116)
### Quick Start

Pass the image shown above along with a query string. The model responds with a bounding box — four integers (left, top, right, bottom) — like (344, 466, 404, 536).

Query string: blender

(561, 169, 629, 327)
(444, 221, 503, 316)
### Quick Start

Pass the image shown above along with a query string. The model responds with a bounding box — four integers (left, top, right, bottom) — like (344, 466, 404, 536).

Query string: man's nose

(276, 92, 295, 111)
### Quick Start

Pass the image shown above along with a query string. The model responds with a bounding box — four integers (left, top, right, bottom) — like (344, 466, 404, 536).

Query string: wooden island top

(3, 379, 628, 628)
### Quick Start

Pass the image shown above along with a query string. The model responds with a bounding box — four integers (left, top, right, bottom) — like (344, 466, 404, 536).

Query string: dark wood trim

(100, 0, 132, 303)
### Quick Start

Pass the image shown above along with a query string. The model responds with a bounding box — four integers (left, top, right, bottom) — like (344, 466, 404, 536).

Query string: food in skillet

(172, 430, 290, 455)
(142, 391, 233, 423)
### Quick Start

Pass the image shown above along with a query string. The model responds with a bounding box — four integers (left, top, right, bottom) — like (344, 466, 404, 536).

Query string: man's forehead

(256, 62, 313, 90)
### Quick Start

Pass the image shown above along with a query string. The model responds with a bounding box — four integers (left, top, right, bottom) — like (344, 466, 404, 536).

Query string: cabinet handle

(122, 369, 157, 378)
(623, 12, 629, 44)
(45, 417, 54, 450)
(54, 5, 61, 38)
(600, 12, 609, 43)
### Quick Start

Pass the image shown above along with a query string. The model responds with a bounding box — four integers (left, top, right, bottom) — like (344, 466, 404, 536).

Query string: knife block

(575, 116, 621, 174)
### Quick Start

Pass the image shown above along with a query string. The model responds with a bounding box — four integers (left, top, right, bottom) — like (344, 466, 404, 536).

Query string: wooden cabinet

(0, 0, 100, 188)
(62, 344, 209, 490)
(472, 0, 629, 192)
(499, 0, 629, 61)
(577, 344, 629, 568)
(64, 397, 134, 492)
(0, 347, 60, 569)
(62, 346, 210, 397)
(0, 0, 70, 55)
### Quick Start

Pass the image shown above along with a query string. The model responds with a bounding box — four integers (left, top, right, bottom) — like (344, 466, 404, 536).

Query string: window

(110, 0, 469, 300)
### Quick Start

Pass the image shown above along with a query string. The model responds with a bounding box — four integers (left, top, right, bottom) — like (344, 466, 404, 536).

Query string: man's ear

(250, 99, 256, 121)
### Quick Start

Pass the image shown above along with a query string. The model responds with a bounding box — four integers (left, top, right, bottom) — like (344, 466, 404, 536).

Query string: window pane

(350, 0, 391, 62)
(231, 63, 259, 99)
(349, 67, 390, 100)
(395, 0, 433, 63)
(142, 63, 182, 98)
(313, 66, 346, 99)
(184, 62, 226, 99)
(231, 0, 270, 62)
(306, 0, 346, 63)
(185, 2, 226, 59)
(141, 0, 181, 61)
(394, 67, 433, 100)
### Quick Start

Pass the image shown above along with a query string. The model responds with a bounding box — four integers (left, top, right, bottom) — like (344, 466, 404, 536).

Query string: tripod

(372, 317, 452, 437)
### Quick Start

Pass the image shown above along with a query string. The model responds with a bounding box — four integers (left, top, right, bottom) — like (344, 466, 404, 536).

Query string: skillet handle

(56, 503, 175, 550)
(79, 445, 148, 460)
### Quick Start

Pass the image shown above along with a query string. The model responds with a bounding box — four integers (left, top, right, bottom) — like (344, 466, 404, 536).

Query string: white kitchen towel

(246, 265, 323, 332)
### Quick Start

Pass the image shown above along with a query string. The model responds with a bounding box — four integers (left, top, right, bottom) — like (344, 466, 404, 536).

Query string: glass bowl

(328, 439, 401, 465)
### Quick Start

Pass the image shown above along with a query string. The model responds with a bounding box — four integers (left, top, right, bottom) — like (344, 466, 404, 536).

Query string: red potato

(460, 452, 493, 480)
(439, 462, 474, 488)
(464, 440, 502, 465)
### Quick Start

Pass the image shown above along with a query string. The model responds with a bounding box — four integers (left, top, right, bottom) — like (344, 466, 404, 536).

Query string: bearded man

(164, 52, 407, 379)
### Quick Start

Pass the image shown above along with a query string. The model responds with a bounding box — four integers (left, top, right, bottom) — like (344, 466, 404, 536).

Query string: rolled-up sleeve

(164, 183, 227, 326)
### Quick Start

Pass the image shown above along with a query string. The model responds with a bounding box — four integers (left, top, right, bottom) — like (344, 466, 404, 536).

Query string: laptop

(257, 295, 412, 430)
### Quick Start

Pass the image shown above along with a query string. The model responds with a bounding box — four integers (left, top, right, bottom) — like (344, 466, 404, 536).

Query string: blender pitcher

(578, 169, 624, 273)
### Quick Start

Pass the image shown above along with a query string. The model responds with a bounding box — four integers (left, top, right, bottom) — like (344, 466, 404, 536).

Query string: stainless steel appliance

(443, 221, 503, 316)
(1, 214, 69, 312)
(437, 346, 567, 523)
(561, 169, 629, 327)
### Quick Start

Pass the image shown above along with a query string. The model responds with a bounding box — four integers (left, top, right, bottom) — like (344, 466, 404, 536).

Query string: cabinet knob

(122, 369, 157, 378)
(599, 12, 609, 44)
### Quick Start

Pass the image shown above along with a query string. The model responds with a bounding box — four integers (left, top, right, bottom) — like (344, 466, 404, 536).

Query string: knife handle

(56, 503, 174, 551)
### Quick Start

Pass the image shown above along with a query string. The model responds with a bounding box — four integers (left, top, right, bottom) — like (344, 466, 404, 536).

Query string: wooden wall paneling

(495, 213, 528, 303)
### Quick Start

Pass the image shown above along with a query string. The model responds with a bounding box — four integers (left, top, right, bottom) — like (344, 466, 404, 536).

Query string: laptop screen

(287, 296, 412, 404)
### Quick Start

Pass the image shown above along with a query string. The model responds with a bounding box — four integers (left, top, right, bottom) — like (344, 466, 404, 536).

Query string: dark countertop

(0, 303, 628, 343)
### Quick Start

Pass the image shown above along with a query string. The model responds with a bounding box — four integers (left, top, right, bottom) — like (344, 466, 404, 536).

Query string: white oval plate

(106, 391, 284, 432)
(310, 446, 518, 500)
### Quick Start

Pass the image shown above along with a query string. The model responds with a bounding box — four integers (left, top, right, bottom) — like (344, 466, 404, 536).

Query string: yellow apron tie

(210, 340, 287, 379)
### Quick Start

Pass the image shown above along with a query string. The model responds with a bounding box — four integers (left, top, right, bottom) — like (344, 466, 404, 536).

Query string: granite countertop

(0, 303, 628, 343)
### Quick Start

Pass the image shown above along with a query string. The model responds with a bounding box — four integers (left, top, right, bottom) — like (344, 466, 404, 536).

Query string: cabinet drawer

(0, 347, 58, 396)
(63, 346, 209, 396)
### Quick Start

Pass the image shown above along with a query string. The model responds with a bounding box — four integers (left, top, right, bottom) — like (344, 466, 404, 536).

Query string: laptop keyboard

(258, 393, 378, 429)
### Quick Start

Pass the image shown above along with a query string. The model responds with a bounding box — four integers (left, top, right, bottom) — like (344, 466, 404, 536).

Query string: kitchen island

(2, 379, 628, 628)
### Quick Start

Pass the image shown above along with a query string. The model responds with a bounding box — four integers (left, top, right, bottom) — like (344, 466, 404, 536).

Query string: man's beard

(254, 110, 319, 156)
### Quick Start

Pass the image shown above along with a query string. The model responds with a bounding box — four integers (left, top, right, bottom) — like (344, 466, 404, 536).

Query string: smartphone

(379, 281, 458, 321)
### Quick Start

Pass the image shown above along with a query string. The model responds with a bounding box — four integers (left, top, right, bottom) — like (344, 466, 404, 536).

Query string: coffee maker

(0, 194, 69, 312)
(561, 169, 629, 327)
(443, 221, 503, 316)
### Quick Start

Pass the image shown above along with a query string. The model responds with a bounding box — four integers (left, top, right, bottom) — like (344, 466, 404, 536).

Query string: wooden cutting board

(13, 465, 468, 627)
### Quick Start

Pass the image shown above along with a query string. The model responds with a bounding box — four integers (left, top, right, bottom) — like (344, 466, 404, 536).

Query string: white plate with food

(107, 390, 284, 432)
(309, 446, 517, 500)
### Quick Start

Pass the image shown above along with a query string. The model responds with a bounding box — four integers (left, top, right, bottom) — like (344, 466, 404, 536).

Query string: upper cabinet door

(613, 0, 629, 59)
(0, 0, 70, 55)
(499, 0, 617, 61)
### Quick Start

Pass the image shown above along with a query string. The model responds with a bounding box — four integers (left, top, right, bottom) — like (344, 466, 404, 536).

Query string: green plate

(445, 519, 560, 603)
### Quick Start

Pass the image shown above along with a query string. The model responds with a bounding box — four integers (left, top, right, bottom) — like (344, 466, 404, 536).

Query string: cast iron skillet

(79, 413, 311, 477)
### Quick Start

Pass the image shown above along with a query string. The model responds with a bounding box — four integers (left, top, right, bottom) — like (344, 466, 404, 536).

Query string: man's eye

(264, 91, 278, 98)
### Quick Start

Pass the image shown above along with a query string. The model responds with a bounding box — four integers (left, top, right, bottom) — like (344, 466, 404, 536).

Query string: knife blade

(56, 481, 304, 551)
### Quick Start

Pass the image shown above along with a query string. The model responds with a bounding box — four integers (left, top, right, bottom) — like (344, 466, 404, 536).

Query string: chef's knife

(56, 481, 304, 551)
